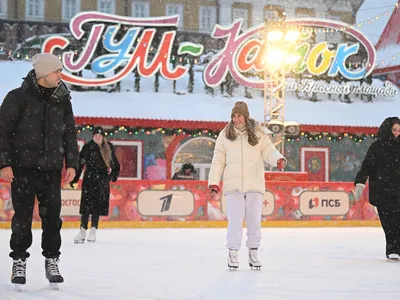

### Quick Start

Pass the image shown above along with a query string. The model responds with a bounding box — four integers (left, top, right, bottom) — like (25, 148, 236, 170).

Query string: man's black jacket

(0, 70, 79, 171)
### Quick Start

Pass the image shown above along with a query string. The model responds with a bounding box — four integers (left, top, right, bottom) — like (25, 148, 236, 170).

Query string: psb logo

(308, 197, 341, 209)
(138, 190, 194, 216)
(309, 197, 319, 209)
(300, 191, 349, 216)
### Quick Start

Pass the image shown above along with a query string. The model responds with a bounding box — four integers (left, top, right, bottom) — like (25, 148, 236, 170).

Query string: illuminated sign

(43, 12, 381, 92)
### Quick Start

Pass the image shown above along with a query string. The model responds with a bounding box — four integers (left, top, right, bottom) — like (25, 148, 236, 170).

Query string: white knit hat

(32, 53, 63, 79)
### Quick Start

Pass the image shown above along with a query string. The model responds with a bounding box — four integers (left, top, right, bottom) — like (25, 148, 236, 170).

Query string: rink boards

(0, 180, 381, 228)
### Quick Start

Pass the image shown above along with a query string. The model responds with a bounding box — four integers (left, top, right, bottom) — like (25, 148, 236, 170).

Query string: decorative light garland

(77, 124, 376, 143)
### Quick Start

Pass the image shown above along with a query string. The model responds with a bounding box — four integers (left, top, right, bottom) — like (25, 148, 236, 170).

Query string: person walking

(71, 126, 120, 243)
(354, 117, 400, 261)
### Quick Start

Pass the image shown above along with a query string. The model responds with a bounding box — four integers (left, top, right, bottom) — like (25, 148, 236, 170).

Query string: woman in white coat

(208, 101, 286, 270)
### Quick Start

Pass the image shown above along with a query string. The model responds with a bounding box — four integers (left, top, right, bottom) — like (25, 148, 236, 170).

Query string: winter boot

(11, 258, 27, 285)
(228, 249, 239, 270)
(74, 228, 87, 243)
(249, 248, 262, 270)
(87, 227, 97, 243)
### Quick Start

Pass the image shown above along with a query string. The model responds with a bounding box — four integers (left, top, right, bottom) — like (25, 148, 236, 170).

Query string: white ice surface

(0, 228, 399, 300)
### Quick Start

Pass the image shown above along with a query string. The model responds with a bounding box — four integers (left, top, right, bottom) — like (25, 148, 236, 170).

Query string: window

(98, 0, 115, 14)
(62, 0, 81, 20)
(232, 8, 248, 29)
(111, 141, 143, 180)
(172, 138, 215, 180)
(0, 0, 7, 18)
(166, 4, 183, 29)
(295, 7, 316, 18)
(132, 1, 150, 17)
(199, 6, 217, 32)
(264, 5, 284, 22)
(25, 0, 44, 20)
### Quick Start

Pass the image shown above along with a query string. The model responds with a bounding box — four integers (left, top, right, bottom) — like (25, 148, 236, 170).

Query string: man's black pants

(9, 167, 62, 259)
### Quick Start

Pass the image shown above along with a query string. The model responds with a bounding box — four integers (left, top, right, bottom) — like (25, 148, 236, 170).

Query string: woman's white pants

(225, 191, 263, 250)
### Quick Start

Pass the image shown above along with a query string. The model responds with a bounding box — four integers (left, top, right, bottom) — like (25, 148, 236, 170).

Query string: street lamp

(263, 22, 300, 157)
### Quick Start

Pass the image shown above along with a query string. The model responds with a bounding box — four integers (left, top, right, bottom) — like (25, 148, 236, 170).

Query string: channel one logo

(137, 190, 195, 217)
(300, 191, 350, 216)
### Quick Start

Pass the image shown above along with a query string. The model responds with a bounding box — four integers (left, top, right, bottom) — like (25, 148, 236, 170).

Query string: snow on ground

(0, 61, 399, 127)
(0, 228, 399, 300)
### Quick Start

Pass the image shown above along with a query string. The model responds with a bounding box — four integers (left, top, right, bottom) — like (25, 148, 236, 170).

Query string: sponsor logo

(300, 191, 349, 216)
(137, 190, 194, 216)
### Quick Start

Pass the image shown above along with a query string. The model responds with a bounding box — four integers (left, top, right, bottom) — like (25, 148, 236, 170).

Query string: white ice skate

(387, 253, 400, 262)
(87, 227, 97, 243)
(249, 248, 262, 270)
(74, 228, 87, 244)
(228, 249, 239, 270)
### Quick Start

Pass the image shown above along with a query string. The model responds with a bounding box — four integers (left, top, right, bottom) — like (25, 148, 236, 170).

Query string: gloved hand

(69, 181, 77, 189)
(209, 185, 220, 194)
(355, 183, 365, 201)
(277, 158, 287, 171)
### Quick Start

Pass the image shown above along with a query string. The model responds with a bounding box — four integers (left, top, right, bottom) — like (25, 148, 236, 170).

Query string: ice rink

(0, 227, 399, 300)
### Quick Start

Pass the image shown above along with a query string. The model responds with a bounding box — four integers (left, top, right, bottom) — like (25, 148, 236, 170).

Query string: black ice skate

(45, 258, 64, 290)
(249, 248, 262, 270)
(11, 258, 27, 290)
(387, 253, 400, 262)
(228, 249, 239, 270)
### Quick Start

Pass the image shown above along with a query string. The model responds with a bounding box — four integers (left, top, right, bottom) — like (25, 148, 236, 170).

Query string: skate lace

(13, 259, 26, 277)
(229, 250, 239, 263)
(46, 258, 61, 276)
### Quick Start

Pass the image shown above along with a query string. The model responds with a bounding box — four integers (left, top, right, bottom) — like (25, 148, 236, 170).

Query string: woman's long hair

(225, 117, 259, 146)
(99, 137, 112, 169)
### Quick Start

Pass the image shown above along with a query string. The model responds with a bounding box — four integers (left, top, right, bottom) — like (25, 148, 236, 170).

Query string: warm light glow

(265, 47, 286, 68)
(285, 54, 301, 64)
(267, 31, 283, 41)
(284, 30, 300, 41)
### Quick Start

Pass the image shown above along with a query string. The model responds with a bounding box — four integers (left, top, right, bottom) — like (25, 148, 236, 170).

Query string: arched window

(172, 137, 216, 180)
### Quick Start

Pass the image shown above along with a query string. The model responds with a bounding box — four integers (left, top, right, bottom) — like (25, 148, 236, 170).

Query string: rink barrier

(0, 220, 382, 229)
(0, 180, 380, 228)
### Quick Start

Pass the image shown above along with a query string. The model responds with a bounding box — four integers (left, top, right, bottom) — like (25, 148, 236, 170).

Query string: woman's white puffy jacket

(208, 126, 285, 194)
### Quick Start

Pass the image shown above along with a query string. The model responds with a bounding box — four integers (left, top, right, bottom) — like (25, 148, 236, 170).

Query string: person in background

(208, 101, 286, 270)
(0, 53, 79, 288)
(172, 162, 197, 180)
(354, 117, 400, 261)
(71, 126, 120, 243)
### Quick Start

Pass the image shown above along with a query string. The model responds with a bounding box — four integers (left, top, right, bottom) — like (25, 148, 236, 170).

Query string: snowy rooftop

(0, 61, 399, 128)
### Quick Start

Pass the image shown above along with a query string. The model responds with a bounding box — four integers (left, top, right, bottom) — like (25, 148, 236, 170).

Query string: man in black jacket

(0, 53, 79, 287)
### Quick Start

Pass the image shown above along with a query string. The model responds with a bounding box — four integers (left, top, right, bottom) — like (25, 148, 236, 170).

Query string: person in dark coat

(354, 116, 400, 260)
(172, 162, 198, 180)
(0, 53, 79, 286)
(71, 126, 120, 243)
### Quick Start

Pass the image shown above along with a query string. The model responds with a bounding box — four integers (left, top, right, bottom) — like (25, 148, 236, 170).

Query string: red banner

(0, 180, 378, 223)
